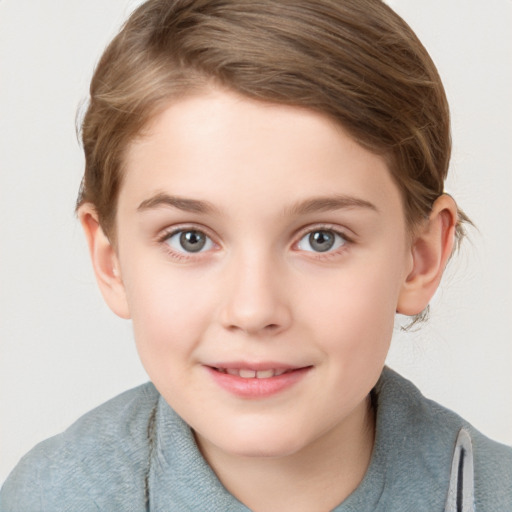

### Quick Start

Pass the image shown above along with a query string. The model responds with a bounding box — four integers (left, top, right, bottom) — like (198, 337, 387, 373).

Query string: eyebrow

(137, 192, 378, 217)
(137, 193, 218, 214)
(285, 195, 378, 216)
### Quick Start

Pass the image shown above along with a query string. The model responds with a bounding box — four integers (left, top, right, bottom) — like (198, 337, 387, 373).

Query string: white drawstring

(444, 428, 475, 512)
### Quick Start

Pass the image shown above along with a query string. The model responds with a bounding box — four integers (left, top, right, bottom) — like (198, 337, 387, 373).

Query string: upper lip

(207, 361, 306, 371)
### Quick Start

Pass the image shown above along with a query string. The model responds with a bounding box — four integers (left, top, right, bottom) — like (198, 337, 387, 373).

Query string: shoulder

(376, 367, 512, 509)
(0, 382, 159, 512)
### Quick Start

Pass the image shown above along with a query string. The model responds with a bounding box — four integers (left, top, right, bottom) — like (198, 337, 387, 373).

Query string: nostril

(225, 322, 280, 334)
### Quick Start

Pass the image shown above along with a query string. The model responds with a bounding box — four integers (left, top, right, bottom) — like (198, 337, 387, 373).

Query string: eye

(297, 229, 347, 253)
(165, 229, 214, 253)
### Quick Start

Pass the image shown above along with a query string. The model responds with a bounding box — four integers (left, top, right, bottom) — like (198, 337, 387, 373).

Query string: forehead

(120, 88, 404, 221)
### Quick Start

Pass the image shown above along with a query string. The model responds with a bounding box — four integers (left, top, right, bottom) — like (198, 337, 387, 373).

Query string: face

(113, 88, 413, 460)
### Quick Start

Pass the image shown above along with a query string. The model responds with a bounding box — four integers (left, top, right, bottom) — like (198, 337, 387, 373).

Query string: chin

(204, 424, 312, 459)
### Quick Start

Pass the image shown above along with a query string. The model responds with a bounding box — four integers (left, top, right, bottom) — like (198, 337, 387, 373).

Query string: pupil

(309, 231, 334, 252)
(180, 231, 206, 252)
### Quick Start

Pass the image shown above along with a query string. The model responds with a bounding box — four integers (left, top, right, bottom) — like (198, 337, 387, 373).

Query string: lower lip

(205, 366, 312, 398)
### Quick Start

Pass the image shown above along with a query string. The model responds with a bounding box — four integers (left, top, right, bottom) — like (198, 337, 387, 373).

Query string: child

(1, 0, 511, 510)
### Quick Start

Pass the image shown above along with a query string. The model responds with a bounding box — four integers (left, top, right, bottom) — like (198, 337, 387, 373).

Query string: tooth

(226, 368, 239, 376)
(274, 369, 287, 376)
(239, 369, 256, 378)
(256, 369, 274, 379)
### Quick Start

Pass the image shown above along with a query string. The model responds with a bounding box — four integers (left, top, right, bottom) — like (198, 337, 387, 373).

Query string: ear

(397, 194, 457, 316)
(78, 203, 131, 319)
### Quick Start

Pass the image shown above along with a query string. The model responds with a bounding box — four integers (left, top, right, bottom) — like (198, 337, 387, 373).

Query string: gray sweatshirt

(1, 367, 511, 511)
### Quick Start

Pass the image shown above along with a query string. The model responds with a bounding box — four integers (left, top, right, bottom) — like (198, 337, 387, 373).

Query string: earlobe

(78, 204, 131, 319)
(397, 194, 457, 316)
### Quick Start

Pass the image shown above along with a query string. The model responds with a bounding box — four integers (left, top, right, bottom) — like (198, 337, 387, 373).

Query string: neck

(196, 395, 375, 512)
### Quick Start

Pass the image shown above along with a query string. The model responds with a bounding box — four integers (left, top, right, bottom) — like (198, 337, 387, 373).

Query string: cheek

(123, 261, 216, 358)
(303, 257, 402, 360)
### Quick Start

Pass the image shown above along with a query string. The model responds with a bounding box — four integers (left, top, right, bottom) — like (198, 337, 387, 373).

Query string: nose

(219, 250, 292, 336)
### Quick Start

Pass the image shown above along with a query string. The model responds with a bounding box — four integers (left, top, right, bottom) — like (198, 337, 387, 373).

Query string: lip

(205, 362, 312, 398)
(209, 361, 301, 371)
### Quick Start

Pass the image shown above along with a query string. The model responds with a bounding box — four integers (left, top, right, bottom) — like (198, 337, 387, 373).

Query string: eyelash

(157, 224, 353, 261)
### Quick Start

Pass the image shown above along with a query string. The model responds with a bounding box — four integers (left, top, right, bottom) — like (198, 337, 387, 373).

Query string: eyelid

(157, 223, 218, 243)
(293, 223, 354, 244)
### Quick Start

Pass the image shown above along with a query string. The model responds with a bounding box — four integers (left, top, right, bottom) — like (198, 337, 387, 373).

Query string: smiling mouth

(206, 365, 312, 397)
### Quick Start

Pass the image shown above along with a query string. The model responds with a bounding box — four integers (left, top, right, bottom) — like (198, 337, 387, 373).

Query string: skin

(80, 88, 457, 511)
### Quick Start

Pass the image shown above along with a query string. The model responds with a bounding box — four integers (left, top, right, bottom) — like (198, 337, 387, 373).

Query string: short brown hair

(78, 0, 467, 243)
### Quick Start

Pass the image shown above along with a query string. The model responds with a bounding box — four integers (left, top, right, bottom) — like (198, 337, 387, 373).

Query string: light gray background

(1, 0, 511, 484)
